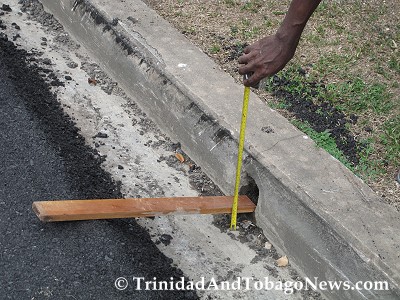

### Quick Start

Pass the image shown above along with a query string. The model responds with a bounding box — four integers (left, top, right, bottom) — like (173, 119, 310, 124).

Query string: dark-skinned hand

(238, 34, 299, 87)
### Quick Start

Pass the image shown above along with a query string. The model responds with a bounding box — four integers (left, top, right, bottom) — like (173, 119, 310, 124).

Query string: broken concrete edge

(39, 0, 400, 299)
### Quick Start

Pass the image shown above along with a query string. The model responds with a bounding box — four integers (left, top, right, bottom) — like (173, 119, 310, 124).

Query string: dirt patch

(269, 70, 360, 165)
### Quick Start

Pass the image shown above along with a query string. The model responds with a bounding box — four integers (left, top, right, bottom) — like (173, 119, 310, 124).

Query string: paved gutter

(35, 0, 400, 299)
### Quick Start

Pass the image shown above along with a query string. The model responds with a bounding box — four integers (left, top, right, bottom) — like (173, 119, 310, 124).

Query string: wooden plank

(32, 196, 256, 222)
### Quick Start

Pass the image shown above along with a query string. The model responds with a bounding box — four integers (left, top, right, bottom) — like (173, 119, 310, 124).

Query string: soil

(269, 71, 360, 166)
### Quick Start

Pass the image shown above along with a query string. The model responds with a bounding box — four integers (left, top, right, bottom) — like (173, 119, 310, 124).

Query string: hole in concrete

(211, 175, 259, 230)
(238, 175, 259, 223)
(240, 176, 259, 205)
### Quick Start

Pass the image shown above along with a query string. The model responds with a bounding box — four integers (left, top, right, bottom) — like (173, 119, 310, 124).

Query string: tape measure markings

(230, 86, 250, 230)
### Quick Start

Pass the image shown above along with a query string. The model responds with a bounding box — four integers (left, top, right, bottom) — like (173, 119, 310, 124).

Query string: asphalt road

(0, 33, 197, 300)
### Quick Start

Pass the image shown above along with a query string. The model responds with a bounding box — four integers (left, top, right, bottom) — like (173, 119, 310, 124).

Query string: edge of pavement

(39, 0, 400, 299)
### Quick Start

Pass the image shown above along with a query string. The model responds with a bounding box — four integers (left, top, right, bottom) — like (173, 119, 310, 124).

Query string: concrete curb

(40, 0, 400, 299)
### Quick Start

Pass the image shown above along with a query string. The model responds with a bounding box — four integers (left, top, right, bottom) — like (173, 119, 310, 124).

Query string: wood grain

(32, 196, 256, 222)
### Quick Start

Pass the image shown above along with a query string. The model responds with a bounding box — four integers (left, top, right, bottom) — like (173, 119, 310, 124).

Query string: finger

(243, 79, 250, 87)
(238, 53, 249, 64)
(238, 63, 254, 75)
(245, 71, 266, 87)
(243, 45, 252, 54)
(238, 49, 258, 64)
(243, 77, 259, 87)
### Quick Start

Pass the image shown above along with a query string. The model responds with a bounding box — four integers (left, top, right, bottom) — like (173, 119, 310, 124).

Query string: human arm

(238, 0, 322, 87)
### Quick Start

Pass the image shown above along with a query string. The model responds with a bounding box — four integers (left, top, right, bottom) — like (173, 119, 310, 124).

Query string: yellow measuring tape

(230, 86, 250, 230)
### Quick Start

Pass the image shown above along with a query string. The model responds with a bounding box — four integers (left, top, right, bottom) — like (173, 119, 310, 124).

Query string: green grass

(269, 100, 289, 110)
(355, 138, 386, 180)
(224, 0, 237, 7)
(210, 44, 221, 54)
(241, 19, 251, 27)
(381, 115, 400, 166)
(323, 79, 393, 114)
(241, 0, 263, 13)
(315, 53, 355, 77)
(230, 25, 239, 35)
(242, 26, 260, 38)
(388, 55, 400, 74)
(234, 18, 262, 39)
(272, 11, 286, 16)
(263, 19, 273, 28)
(291, 118, 383, 181)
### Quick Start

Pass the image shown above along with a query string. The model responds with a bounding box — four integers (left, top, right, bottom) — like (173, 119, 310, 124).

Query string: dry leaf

(88, 77, 97, 86)
(276, 255, 289, 267)
(175, 153, 185, 163)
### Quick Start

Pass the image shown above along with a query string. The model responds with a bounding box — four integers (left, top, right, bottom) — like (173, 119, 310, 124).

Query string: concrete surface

(0, 1, 316, 299)
(35, 0, 400, 299)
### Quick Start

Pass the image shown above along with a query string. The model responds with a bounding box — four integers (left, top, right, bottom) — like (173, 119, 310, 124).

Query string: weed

(269, 100, 289, 110)
(241, 19, 251, 27)
(316, 25, 325, 36)
(224, 0, 237, 7)
(263, 19, 272, 28)
(210, 44, 221, 54)
(182, 26, 196, 35)
(230, 25, 238, 35)
(239, 19, 261, 39)
(241, 0, 263, 13)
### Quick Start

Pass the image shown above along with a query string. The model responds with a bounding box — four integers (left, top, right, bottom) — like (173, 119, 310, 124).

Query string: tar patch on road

(0, 26, 197, 300)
